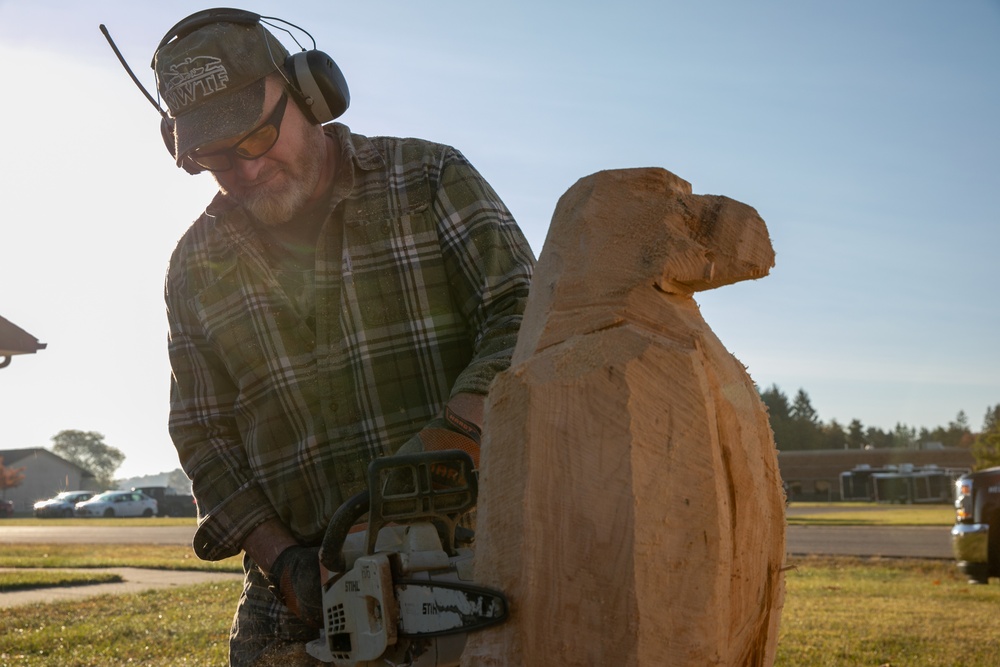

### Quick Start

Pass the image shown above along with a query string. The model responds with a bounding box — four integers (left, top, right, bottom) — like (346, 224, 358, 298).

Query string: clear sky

(1, 1, 997, 479)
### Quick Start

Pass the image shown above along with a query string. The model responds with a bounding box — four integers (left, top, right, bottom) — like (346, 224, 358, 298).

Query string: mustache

(235, 168, 283, 194)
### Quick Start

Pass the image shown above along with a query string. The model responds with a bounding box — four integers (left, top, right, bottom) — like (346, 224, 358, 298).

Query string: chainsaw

(305, 450, 508, 666)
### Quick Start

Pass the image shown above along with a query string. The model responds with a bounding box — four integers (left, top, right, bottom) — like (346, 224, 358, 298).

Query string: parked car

(0, 499, 13, 518)
(74, 491, 157, 518)
(133, 486, 198, 517)
(33, 491, 95, 518)
(952, 467, 1000, 583)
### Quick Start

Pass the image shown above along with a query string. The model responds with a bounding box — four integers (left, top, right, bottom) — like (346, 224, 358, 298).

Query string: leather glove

(266, 545, 323, 628)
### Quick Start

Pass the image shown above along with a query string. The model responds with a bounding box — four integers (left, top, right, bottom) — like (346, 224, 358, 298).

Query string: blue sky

(1, 1, 997, 478)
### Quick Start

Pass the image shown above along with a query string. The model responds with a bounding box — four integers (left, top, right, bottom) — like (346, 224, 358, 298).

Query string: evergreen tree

(972, 405, 1000, 470)
(759, 384, 794, 450)
(893, 423, 917, 449)
(847, 419, 866, 449)
(865, 426, 895, 449)
(789, 389, 824, 450)
(790, 389, 819, 425)
(755, 383, 987, 455)
(921, 410, 974, 448)
(822, 419, 848, 449)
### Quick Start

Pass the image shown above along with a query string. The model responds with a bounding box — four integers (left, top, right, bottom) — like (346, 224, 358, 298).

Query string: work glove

(396, 406, 481, 491)
(398, 406, 481, 465)
(267, 545, 323, 628)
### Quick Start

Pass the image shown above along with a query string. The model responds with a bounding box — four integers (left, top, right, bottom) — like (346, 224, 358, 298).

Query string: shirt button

(330, 401, 339, 412)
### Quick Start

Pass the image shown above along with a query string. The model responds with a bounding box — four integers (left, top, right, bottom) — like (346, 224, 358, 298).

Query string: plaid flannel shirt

(166, 124, 535, 560)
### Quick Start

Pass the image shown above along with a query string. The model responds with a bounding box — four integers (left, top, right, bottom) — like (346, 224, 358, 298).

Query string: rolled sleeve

(189, 480, 276, 560)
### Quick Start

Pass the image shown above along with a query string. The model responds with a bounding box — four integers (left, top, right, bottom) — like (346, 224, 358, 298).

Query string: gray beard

(218, 126, 326, 227)
(239, 172, 316, 227)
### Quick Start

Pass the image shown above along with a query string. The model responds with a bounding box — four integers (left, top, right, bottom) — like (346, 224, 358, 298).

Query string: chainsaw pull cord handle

(318, 489, 369, 573)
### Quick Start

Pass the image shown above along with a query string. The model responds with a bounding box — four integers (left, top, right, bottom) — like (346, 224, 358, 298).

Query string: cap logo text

(163, 56, 230, 111)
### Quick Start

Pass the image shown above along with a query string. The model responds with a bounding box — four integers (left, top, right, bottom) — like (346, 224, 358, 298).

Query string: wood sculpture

(463, 167, 785, 666)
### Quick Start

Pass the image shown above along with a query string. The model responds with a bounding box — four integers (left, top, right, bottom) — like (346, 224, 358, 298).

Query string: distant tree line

(759, 384, 1000, 470)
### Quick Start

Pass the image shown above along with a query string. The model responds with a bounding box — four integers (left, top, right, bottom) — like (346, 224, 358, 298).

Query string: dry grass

(776, 556, 1000, 666)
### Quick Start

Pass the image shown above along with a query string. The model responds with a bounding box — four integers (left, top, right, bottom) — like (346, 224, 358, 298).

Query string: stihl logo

(162, 56, 230, 110)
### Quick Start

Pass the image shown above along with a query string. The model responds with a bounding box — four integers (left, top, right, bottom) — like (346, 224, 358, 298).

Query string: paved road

(1, 522, 956, 558)
(786, 525, 952, 559)
(0, 525, 195, 545)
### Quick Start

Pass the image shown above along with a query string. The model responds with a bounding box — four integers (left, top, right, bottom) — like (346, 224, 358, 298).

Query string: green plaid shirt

(166, 124, 534, 560)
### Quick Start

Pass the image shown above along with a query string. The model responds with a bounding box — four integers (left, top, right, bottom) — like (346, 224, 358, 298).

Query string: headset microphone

(100, 23, 207, 175)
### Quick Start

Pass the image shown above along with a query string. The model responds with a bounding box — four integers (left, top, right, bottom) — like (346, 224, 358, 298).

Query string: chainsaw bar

(395, 579, 508, 637)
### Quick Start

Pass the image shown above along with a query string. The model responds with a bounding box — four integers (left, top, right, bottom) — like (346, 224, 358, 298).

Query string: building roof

(0, 315, 46, 367)
(0, 448, 95, 479)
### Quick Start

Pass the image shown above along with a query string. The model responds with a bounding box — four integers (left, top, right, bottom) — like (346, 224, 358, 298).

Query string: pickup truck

(951, 467, 1000, 583)
(133, 486, 198, 518)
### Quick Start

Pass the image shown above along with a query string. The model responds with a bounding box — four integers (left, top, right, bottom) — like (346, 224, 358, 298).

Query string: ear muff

(153, 8, 350, 172)
(286, 50, 350, 125)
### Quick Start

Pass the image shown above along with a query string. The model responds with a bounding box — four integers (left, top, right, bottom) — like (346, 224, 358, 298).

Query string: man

(156, 13, 534, 665)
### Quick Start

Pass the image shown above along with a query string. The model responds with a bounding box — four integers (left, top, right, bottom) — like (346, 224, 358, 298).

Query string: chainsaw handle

(318, 451, 478, 573)
(318, 489, 369, 573)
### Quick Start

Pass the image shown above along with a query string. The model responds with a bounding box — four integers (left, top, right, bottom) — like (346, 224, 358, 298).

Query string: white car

(33, 490, 96, 518)
(74, 491, 158, 518)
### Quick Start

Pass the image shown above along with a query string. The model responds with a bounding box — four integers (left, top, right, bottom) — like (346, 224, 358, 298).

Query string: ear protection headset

(100, 8, 349, 175)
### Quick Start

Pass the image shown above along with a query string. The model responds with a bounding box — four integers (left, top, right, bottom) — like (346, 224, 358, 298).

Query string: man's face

(195, 77, 326, 226)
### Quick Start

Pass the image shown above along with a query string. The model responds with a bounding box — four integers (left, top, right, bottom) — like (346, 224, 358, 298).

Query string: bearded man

(156, 10, 534, 665)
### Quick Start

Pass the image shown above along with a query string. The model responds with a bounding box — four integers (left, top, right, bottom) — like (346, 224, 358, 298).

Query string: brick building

(778, 446, 974, 502)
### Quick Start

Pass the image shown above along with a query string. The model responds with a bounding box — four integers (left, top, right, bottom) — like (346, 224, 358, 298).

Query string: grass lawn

(1, 554, 997, 666)
(776, 556, 1000, 666)
(0, 542, 240, 665)
(0, 505, 986, 665)
(0, 581, 238, 666)
(0, 544, 242, 572)
(786, 501, 955, 527)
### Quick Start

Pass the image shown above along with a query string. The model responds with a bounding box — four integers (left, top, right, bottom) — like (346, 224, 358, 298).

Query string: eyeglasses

(188, 93, 289, 172)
